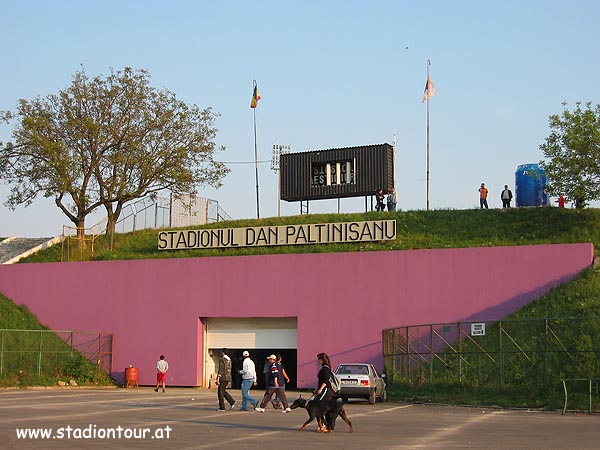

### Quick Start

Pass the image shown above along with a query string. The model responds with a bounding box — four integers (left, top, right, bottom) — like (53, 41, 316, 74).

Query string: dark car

(334, 363, 387, 404)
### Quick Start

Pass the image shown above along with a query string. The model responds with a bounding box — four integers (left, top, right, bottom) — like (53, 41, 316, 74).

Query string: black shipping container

(280, 143, 394, 202)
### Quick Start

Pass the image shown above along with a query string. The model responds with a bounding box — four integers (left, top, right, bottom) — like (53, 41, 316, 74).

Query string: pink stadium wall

(0, 243, 593, 388)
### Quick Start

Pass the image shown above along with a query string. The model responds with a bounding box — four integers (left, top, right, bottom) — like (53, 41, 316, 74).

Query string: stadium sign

(158, 219, 396, 250)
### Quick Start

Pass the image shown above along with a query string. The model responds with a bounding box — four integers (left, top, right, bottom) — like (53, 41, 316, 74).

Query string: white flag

(422, 74, 435, 102)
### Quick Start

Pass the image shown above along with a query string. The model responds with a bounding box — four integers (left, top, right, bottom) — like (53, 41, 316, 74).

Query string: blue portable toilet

(515, 163, 549, 207)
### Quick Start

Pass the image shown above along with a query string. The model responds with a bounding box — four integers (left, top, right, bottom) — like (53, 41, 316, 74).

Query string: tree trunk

(75, 217, 86, 238)
(105, 206, 116, 236)
(104, 202, 124, 236)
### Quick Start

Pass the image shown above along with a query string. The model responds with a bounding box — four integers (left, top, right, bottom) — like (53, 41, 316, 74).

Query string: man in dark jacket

(216, 348, 236, 411)
(501, 185, 513, 208)
(255, 354, 290, 413)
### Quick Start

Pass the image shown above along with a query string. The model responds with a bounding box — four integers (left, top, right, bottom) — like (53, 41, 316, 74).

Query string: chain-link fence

(0, 329, 112, 383)
(60, 194, 233, 261)
(383, 317, 600, 410)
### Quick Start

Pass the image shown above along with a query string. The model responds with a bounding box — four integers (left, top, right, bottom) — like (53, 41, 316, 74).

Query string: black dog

(290, 396, 353, 433)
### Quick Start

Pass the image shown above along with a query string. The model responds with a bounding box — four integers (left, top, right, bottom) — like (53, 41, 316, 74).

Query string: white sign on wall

(471, 323, 486, 336)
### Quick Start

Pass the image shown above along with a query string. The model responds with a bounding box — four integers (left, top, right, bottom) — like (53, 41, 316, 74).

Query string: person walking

(500, 185, 513, 208)
(216, 348, 236, 411)
(387, 187, 398, 211)
(479, 183, 489, 209)
(262, 356, 270, 390)
(272, 354, 290, 409)
(255, 354, 291, 413)
(315, 352, 334, 401)
(154, 355, 168, 393)
(315, 352, 335, 432)
(238, 351, 258, 411)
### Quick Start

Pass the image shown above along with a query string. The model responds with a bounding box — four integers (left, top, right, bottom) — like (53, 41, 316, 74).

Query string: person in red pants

(154, 355, 168, 393)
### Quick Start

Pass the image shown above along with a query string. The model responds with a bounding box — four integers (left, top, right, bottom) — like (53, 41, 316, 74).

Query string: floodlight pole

(271, 144, 291, 217)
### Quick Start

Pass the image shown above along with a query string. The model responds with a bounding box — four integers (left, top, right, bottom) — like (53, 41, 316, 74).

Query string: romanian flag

(250, 82, 261, 108)
(422, 74, 435, 102)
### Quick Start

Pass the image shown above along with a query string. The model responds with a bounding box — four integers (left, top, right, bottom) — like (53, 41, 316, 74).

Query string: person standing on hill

(387, 187, 398, 211)
(479, 183, 489, 209)
(375, 189, 385, 211)
(501, 185, 513, 208)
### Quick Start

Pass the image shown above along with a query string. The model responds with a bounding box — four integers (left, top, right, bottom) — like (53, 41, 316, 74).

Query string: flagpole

(253, 80, 260, 219)
(426, 59, 431, 211)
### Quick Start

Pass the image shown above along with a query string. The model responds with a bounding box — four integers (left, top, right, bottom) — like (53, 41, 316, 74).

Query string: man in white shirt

(238, 351, 258, 411)
(154, 355, 168, 393)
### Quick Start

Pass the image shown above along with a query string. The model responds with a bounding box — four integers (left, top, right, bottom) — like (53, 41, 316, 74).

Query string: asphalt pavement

(0, 387, 598, 449)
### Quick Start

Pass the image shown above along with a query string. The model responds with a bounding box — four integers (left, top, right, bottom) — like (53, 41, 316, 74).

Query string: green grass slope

(19, 207, 600, 263)
(0, 293, 114, 387)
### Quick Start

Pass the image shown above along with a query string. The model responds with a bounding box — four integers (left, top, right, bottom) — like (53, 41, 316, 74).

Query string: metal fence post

(544, 318, 549, 389)
(405, 326, 410, 382)
(38, 330, 43, 376)
(154, 202, 158, 228)
(499, 321, 504, 386)
(562, 379, 568, 414)
(97, 332, 101, 368)
(392, 329, 397, 378)
(458, 322, 462, 383)
(0, 330, 3, 377)
(429, 325, 434, 382)
(589, 379, 593, 414)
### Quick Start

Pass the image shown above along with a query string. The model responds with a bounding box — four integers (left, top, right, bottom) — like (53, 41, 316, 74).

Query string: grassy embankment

(0, 294, 114, 387)
(20, 207, 600, 262)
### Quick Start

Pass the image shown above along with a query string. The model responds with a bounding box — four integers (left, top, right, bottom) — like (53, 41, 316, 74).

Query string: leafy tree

(0, 67, 229, 235)
(539, 102, 600, 208)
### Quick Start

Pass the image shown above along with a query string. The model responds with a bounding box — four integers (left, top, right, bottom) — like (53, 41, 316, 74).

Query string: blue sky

(1, 0, 599, 236)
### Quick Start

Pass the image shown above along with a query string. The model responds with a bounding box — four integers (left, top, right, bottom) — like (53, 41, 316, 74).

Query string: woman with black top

(315, 352, 334, 401)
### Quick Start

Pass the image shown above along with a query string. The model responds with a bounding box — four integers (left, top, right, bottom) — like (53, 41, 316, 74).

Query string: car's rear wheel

(368, 390, 376, 405)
